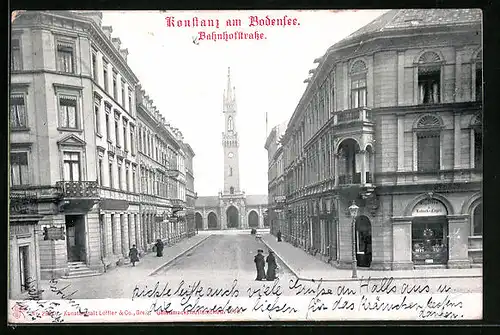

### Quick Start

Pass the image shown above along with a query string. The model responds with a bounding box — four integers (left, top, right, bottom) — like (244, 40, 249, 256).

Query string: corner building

(9, 11, 196, 286)
(272, 9, 482, 270)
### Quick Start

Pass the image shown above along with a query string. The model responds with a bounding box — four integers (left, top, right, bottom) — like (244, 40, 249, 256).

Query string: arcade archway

(195, 212, 203, 230)
(226, 206, 239, 228)
(207, 212, 218, 229)
(248, 211, 259, 228)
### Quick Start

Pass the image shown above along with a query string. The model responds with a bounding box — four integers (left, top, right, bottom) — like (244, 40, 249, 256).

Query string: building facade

(9, 10, 196, 291)
(195, 68, 268, 230)
(266, 9, 482, 270)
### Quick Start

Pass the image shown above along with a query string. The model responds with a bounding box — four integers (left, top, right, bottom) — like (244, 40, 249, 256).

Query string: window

(92, 52, 98, 81)
(19, 246, 29, 293)
(105, 114, 111, 141)
(123, 121, 128, 151)
(350, 60, 367, 109)
(229, 166, 233, 176)
(417, 51, 441, 104)
(111, 214, 116, 253)
(115, 116, 120, 146)
(117, 162, 122, 190)
(475, 67, 482, 102)
(415, 115, 441, 172)
(130, 125, 135, 155)
(10, 152, 29, 186)
(472, 203, 482, 236)
(63, 152, 81, 181)
(474, 130, 482, 169)
(57, 42, 74, 73)
(230, 186, 234, 194)
(59, 96, 78, 129)
(132, 167, 136, 192)
(113, 71, 118, 100)
(128, 88, 132, 112)
(98, 157, 104, 185)
(94, 99, 101, 134)
(10, 94, 27, 129)
(121, 80, 126, 107)
(228, 116, 234, 131)
(109, 162, 114, 188)
(11, 38, 22, 71)
(125, 165, 130, 191)
(103, 60, 109, 91)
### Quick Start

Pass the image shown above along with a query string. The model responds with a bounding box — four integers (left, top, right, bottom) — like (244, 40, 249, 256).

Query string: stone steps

(61, 261, 102, 279)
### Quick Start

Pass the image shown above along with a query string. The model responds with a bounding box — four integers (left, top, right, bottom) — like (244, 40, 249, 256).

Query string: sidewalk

(40, 233, 211, 299)
(261, 234, 482, 281)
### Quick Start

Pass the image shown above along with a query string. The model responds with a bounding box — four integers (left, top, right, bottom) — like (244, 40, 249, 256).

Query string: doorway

(248, 211, 259, 228)
(355, 215, 372, 267)
(226, 206, 239, 228)
(65, 215, 86, 262)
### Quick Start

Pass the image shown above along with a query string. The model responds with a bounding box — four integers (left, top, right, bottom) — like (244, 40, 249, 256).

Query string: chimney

(111, 37, 121, 51)
(102, 26, 113, 39)
(120, 48, 129, 62)
(77, 11, 103, 26)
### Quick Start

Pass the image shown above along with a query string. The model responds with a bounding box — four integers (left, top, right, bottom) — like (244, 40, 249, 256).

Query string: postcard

(8, 9, 483, 323)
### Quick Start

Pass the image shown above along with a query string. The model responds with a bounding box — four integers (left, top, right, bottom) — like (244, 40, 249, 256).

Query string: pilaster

(447, 215, 471, 268)
(121, 214, 129, 257)
(391, 218, 414, 270)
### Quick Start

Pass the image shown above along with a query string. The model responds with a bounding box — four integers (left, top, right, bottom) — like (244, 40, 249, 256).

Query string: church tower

(222, 67, 240, 194)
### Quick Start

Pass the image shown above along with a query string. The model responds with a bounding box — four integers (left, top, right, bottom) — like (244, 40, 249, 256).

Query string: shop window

(19, 246, 29, 292)
(417, 51, 441, 104)
(412, 219, 448, 265)
(472, 203, 482, 236)
(63, 152, 81, 181)
(10, 94, 27, 129)
(56, 41, 74, 73)
(10, 152, 29, 186)
(415, 115, 442, 172)
(58, 96, 78, 129)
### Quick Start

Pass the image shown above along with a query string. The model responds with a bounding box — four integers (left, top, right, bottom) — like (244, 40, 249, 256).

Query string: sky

(101, 10, 388, 196)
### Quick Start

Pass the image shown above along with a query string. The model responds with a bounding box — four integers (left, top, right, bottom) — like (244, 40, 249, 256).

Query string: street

(39, 233, 482, 301)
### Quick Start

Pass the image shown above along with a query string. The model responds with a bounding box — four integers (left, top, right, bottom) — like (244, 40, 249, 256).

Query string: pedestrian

(277, 230, 282, 242)
(129, 244, 139, 267)
(155, 239, 164, 257)
(254, 249, 266, 281)
(266, 250, 278, 281)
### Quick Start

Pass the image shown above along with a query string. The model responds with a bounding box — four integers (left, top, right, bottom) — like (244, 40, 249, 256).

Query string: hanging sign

(412, 199, 447, 217)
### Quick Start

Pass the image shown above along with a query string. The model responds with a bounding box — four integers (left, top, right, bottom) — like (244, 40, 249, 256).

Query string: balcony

(56, 181, 99, 211)
(334, 107, 373, 125)
(116, 146, 126, 158)
(166, 168, 180, 178)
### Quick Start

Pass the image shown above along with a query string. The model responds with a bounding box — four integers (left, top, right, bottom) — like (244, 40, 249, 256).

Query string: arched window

(415, 115, 442, 172)
(470, 113, 482, 169)
(227, 116, 234, 131)
(229, 166, 233, 176)
(471, 203, 482, 236)
(417, 51, 441, 104)
(230, 186, 234, 194)
(350, 60, 367, 108)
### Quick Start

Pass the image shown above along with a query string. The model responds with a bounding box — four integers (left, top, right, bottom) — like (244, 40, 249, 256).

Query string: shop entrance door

(355, 215, 372, 267)
(65, 215, 86, 262)
(411, 216, 448, 265)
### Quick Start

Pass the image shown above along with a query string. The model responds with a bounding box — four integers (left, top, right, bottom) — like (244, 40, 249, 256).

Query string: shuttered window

(417, 132, 440, 172)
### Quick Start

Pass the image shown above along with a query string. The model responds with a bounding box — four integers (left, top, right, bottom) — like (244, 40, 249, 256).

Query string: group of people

(127, 239, 165, 267)
(254, 249, 278, 281)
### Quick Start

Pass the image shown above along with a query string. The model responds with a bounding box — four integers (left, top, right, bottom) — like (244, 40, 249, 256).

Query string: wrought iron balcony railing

(56, 181, 99, 198)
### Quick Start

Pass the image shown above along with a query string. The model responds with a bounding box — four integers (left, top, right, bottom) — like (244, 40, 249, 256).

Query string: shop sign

(10, 225, 32, 236)
(412, 199, 447, 217)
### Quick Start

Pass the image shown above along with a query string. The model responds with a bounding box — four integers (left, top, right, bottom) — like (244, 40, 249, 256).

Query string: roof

(195, 196, 219, 207)
(245, 195, 268, 206)
(346, 9, 482, 40)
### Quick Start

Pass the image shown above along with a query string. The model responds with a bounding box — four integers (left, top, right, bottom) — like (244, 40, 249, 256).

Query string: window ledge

(11, 127, 30, 132)
(57, 127, 83, 133)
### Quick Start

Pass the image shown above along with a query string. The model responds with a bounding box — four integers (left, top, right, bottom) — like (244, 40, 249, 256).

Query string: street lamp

(348, 200, 359, 279)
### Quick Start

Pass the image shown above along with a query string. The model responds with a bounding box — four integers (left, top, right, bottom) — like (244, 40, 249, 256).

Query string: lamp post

(348, 200, 359, 279)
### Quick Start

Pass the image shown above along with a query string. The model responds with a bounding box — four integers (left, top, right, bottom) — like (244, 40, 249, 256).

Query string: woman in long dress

(266, 251, 278, 281)
(254, 249, 266, 280)
(129, 244, 139, 266)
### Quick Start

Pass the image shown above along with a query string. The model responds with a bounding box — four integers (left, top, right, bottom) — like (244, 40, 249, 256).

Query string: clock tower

(222, 67, 240, 194)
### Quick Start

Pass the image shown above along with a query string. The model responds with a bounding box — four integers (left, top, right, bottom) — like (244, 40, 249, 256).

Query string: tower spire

(226, 67, 233, 102)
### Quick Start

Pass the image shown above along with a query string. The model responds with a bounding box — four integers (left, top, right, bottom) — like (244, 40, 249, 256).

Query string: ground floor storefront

(275, 187, 482, 271)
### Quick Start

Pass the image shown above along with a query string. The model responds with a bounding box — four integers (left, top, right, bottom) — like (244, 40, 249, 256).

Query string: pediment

(57, 134, 86, 147)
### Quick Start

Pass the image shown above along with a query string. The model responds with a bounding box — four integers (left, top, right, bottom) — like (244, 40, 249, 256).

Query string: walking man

(277, 230, 282, 242)
(129, 244, 139, 267)
(155, 239, 164, 257)
(254, 249, 266, 281)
